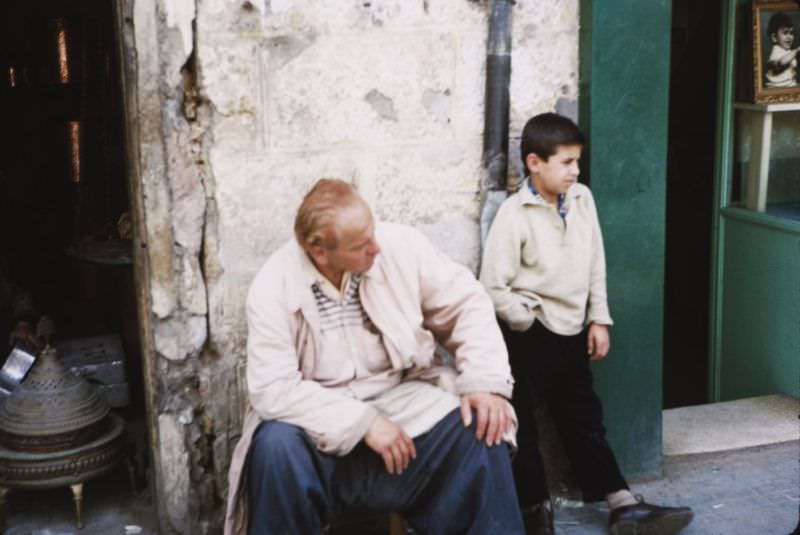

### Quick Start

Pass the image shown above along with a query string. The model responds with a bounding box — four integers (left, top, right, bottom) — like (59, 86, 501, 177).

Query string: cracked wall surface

(124, 1, 579, 532)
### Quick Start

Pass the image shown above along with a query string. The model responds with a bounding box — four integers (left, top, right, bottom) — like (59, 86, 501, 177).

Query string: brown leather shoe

(608, 499, 693, 535)
(522, 500, 554, 535)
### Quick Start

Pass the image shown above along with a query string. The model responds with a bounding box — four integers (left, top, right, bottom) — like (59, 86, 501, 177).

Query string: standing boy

(480, 113, 693, 535)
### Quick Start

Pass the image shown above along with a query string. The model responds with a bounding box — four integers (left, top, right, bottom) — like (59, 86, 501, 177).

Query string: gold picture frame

(752, 0, 800, 103)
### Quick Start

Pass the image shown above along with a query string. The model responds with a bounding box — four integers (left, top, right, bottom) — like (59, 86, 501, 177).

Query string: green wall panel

(579, 0, 672, 478)
(720, 210, 800, 400)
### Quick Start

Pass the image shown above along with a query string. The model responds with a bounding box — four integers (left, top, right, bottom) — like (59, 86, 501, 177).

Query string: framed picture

(752, 0, 800, 103)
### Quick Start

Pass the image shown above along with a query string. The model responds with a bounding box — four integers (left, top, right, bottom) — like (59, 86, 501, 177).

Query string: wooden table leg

(70, 482, 84, 529)
(0, 486, 9, 533)
(126, 456, 138, 495)
(389, 512, 406, 535)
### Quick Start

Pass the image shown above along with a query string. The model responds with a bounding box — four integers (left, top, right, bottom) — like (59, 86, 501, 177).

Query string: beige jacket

(224, 222, 514, 535)
(480, 181, 613, 335)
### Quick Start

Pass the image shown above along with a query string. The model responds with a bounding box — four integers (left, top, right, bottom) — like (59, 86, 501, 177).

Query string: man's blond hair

(294, 178, 364, 250)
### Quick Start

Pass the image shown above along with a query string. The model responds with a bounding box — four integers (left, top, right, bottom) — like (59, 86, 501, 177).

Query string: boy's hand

(364, 414, 416, 474)
(460, 393, 514, 447)
(587, 323, 610, 360)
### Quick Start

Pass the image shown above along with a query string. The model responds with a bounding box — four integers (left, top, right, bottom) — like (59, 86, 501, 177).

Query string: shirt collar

(526, 178, 569, 219)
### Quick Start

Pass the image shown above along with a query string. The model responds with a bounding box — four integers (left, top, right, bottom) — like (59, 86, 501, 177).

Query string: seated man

(224, 179, 525, 535)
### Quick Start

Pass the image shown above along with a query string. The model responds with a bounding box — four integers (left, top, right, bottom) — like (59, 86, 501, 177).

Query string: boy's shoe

(522, 500, 554, 535)
(608, 498, 693, 535)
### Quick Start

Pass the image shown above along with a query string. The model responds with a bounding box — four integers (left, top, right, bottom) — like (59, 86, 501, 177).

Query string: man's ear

(307, 244, 328, 268)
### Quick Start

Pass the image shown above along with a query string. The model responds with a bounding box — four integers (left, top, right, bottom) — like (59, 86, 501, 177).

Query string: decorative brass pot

(0, 343, 126, 529)
(0, 346, 109, 452)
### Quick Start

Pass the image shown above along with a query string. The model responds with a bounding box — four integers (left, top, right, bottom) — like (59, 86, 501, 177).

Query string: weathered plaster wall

(124, 1, 579, 532)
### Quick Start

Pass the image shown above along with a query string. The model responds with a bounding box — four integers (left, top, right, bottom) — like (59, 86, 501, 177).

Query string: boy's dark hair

(520, 113, 585, 175)
(768, 12, 794, 39)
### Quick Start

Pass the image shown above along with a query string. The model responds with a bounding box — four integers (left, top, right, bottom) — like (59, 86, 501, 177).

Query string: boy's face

(772, 26, 795, 50)
(527, 144, 582, 200)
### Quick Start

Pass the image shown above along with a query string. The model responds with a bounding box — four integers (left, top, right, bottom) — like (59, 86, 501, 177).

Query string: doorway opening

(663, 0, 723, 409)
(0, 0, 154, 529)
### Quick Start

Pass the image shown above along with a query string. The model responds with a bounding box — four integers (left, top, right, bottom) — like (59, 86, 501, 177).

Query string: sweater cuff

(327, 405, 379, 456)
(456, 376, 514, 400)
(587, 305, 613, 326)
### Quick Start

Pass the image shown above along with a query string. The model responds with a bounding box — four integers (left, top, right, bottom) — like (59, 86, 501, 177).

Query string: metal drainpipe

(479, 0, 513, 251)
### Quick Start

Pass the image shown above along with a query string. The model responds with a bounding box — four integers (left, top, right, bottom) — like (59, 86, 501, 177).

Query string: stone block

(154, 315, 208, 361)
(211, 113, 264, 154)
(199, 39, 263, 117)
(206, 280, 249, 358)
(140, 166, 177, 319)
(164, 0, 195, 59)
(416, 214, 481, 274)
(180, 254, 209, 316)
(198, 0, 262, 34)
(421, 0, 486, 28)
(510, 29, 578, 132)
(158, 413, 190, 533)
(261, 0, 485, 34)
(266, 31, 460, 149)
(451, 32, 488, 135)
(371, 141, 482, 223)
(513, 0, 580, 32)
(166, 131, 206, 252)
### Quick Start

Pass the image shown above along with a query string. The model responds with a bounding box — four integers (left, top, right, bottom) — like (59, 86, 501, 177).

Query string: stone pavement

(2, 441, 797, 534)
(2, 463, 158, 535)
(552, 440, 799, 535)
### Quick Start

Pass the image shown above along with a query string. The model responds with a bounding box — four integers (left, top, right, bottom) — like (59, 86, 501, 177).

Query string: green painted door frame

(708, 0, 737, 402)
(710, 0, 800, 401)
(578, 0, 672, 478)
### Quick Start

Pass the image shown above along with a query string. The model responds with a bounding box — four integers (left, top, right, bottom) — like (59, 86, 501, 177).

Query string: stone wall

(123, 0, 579, 532)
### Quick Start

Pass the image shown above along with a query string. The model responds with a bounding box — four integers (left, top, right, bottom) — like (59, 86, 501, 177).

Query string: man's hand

(364, 414, 416, 475)
(8, 321, 40, 350)
(459, 392, 514, 447)
(587, 323, 610, 361)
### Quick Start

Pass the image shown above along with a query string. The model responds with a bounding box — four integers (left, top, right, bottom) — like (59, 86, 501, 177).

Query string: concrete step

(662, 394, 799, 456)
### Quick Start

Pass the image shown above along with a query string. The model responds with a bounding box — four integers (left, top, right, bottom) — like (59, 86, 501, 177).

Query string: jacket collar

(363, 222, 387, 283)
(284, 241, 323, 313)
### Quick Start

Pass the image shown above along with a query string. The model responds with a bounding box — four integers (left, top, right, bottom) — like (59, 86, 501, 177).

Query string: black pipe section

(483, 0, 512, 191)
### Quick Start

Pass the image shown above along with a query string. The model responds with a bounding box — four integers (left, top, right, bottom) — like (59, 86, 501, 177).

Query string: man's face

(528, 144, 582, 200)
(318, 204, 380, 275)
(773, 26, 795, 50)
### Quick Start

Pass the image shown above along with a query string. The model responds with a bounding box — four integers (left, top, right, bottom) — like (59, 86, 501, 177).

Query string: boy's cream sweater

(480, 179, 613, 335)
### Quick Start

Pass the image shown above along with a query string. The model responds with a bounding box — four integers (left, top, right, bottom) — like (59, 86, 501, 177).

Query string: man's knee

(247, 421, 331, 533)
(249, 420, 308, 469)
(452, 414, 513, 467)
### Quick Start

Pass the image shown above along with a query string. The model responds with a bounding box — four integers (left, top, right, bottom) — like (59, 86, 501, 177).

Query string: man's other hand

(364, 414, 417, 475)
(459, 393, 513, 447)
(587, 322, 610, 360)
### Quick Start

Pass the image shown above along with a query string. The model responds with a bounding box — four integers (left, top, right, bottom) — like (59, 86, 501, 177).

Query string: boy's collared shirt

(527, 178, 569, 220)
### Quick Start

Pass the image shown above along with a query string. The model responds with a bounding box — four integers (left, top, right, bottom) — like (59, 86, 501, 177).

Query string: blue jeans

(247, 408, 524, 534)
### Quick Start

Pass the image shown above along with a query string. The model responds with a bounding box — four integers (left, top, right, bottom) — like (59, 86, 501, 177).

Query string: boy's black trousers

(501, 319, 629, 507)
